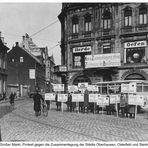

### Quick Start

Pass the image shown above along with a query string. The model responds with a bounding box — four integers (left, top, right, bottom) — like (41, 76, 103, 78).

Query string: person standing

(9, 92, 16, 106)
(120, 93, 128, 117)
(33, 89, 44, 116)
(83, 89, 89, 113)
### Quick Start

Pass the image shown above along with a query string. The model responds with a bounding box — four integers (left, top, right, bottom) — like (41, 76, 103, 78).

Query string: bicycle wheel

(43, 106, 48, 117)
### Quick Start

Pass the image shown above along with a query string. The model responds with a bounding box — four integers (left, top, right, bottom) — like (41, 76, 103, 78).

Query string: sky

(0, 2, 62, 65)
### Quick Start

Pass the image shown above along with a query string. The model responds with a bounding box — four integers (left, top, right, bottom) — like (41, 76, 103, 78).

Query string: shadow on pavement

(0, 105, 14, 118)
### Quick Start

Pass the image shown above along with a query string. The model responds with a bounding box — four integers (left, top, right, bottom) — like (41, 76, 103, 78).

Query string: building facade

(7, 42, 45, 97)
(58, 3, 148, 90)
(0, 35, 9, 99)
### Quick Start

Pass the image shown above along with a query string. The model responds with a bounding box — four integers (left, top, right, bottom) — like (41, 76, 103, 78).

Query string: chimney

(16, 42, 19, 47)
(22, 36, 25, 41)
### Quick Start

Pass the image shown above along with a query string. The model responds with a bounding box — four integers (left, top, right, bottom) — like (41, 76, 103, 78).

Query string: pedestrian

(3, 92, 6, 100)
(83, 89, 89, 113)
(128, 105, 135, 118)
(9, 92, 16, 106)
(67, 92, 71, 112)
(120, 93, 128, 117)
(33, 89, 44, 116)
(55, 92, 61, 111)
(106, 94, 111, 115)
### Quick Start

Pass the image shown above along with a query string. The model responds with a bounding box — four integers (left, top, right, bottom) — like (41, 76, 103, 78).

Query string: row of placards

(45, 93, 144, 106)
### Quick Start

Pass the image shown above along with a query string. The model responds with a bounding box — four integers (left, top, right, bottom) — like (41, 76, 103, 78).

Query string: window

(103, 43, 111, 54)
(20, 57, 24, 62)
(84, 14, 91, 32)
(102, 9, 111, 29)
(72, 17, 79, 34)
(73, 55, 82, 68)
(139, 6, 147, 25)
(124, 7, 132, 27)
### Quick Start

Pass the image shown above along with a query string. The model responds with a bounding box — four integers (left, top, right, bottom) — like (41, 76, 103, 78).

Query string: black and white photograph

(0, 0, 148, 147)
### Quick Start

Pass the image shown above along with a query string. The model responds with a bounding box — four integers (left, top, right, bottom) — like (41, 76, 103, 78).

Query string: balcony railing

(121, 26, 133, 34)
(102, 29, 112, 36)
(135, 24, 148, 32)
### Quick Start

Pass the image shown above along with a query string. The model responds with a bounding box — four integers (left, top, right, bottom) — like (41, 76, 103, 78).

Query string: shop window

(84, 14, 91, 32)
(137, 83, 142, 92)
(124, 7, 132, 27)
(143, 84, 148, 92)
(139, 6, 147, 25)
(73, 75, 91, 85)
(126, 47, 146, 64)
(102, 9, 111, 29)
(72, 17, 79, 34)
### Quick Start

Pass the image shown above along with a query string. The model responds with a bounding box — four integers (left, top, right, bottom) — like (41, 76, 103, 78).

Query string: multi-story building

(58, 3, 148, 90)
(0, 33, 9, 99)
(7, 42, 45, 97)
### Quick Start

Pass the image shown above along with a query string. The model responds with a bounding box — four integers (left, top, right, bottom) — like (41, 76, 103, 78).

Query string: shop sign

(57, 94, 68, 102)
(72, 94, 84, 102)
(53, 84, 64, 92)
(73, 46, 91, 53)
(45, 93, 56, 101)
(89, 94, 100, 102)
(85, 53, 121, 68)
(68, 85, 78, 92)
(87, 85, 98, 91)
(124, 41, 147, 49)
(121, 83, 136, 93)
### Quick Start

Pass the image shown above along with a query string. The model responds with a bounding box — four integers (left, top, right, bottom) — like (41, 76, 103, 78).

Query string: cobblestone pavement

(0, 98, 148, 141)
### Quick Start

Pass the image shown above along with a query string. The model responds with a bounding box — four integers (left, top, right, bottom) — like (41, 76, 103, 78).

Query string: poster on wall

(45, 93, 56, 101)
(121, 83, 136, 93)
(57, 94, 68, 102)
(78, 83, 88, 92)
(128, 94, 144, 105)
(72, 94, 84, 102)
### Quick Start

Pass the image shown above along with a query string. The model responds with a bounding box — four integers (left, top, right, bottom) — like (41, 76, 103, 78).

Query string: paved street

(0, 98, 148, 141)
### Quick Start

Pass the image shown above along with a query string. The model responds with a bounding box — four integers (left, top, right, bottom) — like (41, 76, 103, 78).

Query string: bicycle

(40, 101, 48, 117)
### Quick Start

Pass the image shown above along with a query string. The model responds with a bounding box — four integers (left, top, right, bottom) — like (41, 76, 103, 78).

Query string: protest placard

(45, 93, 56, 101)
(72, 93, 84, 102)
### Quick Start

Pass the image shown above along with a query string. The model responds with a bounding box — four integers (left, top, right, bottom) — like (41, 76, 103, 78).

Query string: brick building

(58, 3, 148, 90)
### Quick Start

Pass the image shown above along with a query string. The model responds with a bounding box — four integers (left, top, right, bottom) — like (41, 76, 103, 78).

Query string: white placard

(57, 94, 68, 102)
(72, 94, 84, 102)
(68, 85, 78, 92)
(73, 46, 91, 53)
(53, 84, 64, 92)
(128, 94, 144, 105)
(89, 94, 100, 102)
(45, 93, 55, 101)
(121, 83, 136, 93)
(78, 83, 88, 92)
(87, 85, 99, 92)
(97, 95, 109, 106)
(110, 95, 119, 104)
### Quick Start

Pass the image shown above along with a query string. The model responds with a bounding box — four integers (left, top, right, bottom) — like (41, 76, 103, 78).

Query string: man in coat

(33, 89, 44, 116)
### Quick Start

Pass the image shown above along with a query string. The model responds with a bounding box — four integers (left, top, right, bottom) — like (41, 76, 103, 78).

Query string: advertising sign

(45, 93, 56, 101)
(97, 95, 109, 106)
(89, 94, 100, 102)
(121, 83, 136, 93)
(57, 94, 68, 102)
(72, 94, 84, 102)
(85, 53, 121, 68)
(87, 85, 99, 92)
(53, 84, 64, 92)
(68, 85, 78, 92)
